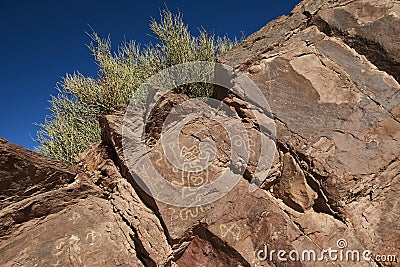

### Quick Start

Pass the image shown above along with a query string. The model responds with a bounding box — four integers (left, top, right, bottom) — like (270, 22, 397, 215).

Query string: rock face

(0, 139, 145, 266)
(0, 137, 77, 210)
(0, 0, 399, 266)
(219, 1, 400, 265)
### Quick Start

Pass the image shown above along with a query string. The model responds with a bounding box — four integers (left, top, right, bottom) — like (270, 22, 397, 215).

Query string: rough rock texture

(0, 139, 145, 266)
(0, 137, 77, 210)
(0, 0, 399, 266)
(219, 0, 400, 265)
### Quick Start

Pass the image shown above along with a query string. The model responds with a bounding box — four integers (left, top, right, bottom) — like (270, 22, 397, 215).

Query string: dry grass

(35, 9, 237, 163)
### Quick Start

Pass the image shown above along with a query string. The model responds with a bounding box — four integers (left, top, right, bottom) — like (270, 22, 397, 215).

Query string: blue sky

(0, 0, 299, 151)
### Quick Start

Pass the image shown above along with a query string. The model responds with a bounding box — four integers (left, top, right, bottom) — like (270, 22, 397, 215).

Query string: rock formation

(0, 0, 399, 266)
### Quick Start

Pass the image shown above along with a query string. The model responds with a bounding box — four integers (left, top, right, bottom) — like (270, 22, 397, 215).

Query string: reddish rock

(0, 138, 77, 209)
(176, 235, 248, 267)
(1, 1, 399, 266)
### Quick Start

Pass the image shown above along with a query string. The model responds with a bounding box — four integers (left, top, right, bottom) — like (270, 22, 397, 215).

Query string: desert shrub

(35, 9, 237, 163)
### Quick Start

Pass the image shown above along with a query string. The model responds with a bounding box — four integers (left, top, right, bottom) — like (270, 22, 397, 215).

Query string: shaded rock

(0, 196, 144, 267)
(144, 90, 190, 146)
(176, 234, 249, 267)
(0, 141, 144, 266)
(273, 153, 318, 212)
(316, 0, 400, 83)
(176, 236, 227, 267)
(0, 138, 77, 209)
(76, 143, 173, 266)
(0, 172, 101, 242)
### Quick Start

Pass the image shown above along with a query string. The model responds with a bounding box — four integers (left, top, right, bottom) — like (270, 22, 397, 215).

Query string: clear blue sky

(0, 0, 300, 151)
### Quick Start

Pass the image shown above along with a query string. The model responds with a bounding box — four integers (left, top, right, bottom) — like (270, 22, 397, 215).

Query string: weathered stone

(0, 172, 101, 242)
(1, 1, 399, 266)
(219, 0, 400, 264)
(0, 138, 77, 210)
(0, 141, 144, 266)
(0, 196, 144, 267)
(273, 153, 318, 212)
(176, 235, 248, 267)
(101, 92, 372, 266)
(76, 143, 173, 266)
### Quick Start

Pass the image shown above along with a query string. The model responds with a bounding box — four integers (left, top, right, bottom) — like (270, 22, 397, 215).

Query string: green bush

(35, 9, 237, 164)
